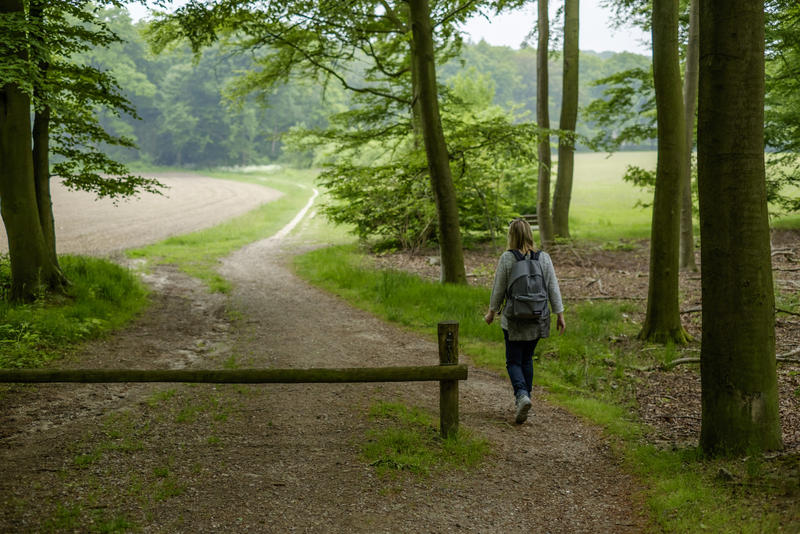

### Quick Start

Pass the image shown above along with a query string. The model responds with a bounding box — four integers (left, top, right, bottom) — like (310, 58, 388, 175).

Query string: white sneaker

(515, 394, 532, 424)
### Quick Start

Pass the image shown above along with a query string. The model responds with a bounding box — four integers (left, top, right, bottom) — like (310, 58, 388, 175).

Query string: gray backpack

(504, 249, 549, 323)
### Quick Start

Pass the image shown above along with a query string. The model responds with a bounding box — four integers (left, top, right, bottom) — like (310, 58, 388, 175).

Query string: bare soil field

(0, 173, 282, 256)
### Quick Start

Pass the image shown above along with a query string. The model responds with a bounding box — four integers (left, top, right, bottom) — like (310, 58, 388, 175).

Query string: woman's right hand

(484, 309, 496, 325)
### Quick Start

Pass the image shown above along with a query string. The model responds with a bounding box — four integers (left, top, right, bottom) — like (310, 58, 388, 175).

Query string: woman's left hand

(556, 313, 566, 335)
(484, 310, 495, 325)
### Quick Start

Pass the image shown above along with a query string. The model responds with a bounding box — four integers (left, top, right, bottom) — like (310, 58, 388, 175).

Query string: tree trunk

(552, 0, 579, 239)
(30, 1, 67, 291)
(698, 0, 782, 455)
(638, 0, 691, 344)
(536, 0, 554, 249)
(408, 0, 466, 284)
(0, 0, 59, 302)
(32, 103, 67, 291)
(680, 0, 699, 271)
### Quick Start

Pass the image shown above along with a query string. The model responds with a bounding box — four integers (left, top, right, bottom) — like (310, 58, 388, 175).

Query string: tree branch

(379, 0, 408, 32)
(262, 28, 409, 105)
(437, 0, 481, 28)
(656, 348, 800, 370)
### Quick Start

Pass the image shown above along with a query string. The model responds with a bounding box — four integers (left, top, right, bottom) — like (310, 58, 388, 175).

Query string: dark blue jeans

(503, 329, 539, 398)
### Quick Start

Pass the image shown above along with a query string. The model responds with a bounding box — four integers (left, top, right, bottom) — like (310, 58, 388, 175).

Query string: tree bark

(536, 0, 554, 249)
(32, 103, 67, 291)
(698, 0, 782, 454)
(0, 0, 59, 301)
(552, 0, 579, 239)
(680, 0, 699, 271)
(408, 0, 466, 284)
(31, 0, 67, 291)
(639, 0, 691, 344)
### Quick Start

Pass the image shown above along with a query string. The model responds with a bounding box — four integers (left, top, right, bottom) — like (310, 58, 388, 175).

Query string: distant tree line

(88, 7, 653, 169)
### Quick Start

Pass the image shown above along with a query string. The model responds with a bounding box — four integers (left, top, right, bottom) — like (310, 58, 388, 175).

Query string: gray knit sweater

(489, 250, 564, 341)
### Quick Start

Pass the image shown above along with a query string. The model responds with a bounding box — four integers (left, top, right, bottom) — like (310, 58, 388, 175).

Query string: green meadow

(568, 151, 657, 241)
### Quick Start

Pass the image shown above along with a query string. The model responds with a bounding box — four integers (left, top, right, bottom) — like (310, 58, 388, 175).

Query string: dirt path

(0, 191, 647, 532)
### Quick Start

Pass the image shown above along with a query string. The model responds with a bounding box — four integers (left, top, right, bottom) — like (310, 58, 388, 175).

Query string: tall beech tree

(698, 0, 782, 454)
(679, 0, 699, 271)
(551, 0, 579, 239)
(0, 0, 60, 301)
(409, 0, 466, 283)
(536, 0, 554, 249)
(30, 1, 63, 289)
(638, 0, 690, 343)
(0, 0, 160, 301)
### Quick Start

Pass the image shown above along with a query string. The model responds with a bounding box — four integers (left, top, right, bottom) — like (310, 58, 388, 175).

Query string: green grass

(293, 244, 642, 374)
(567, 150, 800, 240)
(565, 151, 657, 241)
(773, 210, 800, 229)
(127, 168, 319, 292)
(42, 502, 134, 534)
(0, 255, 148, 369)
(292, 243, 797, 532)
(363, 401, 489, 477)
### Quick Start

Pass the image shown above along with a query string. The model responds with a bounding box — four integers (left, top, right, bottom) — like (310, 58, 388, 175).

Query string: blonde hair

(507, 218, 536, 254)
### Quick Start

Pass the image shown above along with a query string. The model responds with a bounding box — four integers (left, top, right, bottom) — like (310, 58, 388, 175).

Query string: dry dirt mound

(0, 173, 282, 256)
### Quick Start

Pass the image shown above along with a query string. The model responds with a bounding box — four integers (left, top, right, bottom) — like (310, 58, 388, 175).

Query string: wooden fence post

(438, 320, 459, 439)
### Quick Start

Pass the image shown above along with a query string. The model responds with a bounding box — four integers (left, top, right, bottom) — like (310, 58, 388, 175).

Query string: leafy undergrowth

(0, 255, 148, 369)
(294, 244, 799, 533)
(363, 401, 489, 477)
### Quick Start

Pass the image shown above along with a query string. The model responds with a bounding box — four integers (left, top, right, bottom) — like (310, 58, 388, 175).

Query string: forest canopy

(91, 7, 653, 169)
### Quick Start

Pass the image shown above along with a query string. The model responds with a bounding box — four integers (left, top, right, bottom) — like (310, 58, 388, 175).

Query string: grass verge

(127, 168, 317, 292)
(364, 401, 489, 477)
(0, 255, 148, 369)
(293, 244, 797, 533)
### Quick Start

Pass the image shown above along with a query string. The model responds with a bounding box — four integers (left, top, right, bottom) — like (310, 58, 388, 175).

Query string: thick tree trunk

(408, 0, 466, 284)
(32, 104, 67, 291)
(0, 0, 59, 301)
(639, 0, 691, 344)
(552, 0, 579, 239)
(680, 0, 699, 271)
(698, 0, 782, 454)
(536, 0, 554, 249)
(30, 1, 67, 291)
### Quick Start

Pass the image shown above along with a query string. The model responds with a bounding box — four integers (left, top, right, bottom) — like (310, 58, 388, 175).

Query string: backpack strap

(509, 249, 540, 261)
(509, 249, 524, 261)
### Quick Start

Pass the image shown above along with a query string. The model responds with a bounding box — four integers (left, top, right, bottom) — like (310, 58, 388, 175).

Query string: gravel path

(207, 227, 647, 532)
(0, 183, 647, 532)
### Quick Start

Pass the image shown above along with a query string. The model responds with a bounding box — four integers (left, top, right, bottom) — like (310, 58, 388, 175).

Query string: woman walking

(484, 219, 565, 424)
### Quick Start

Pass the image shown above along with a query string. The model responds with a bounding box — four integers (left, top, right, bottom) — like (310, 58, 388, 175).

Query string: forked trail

(0, 178, 646, 532)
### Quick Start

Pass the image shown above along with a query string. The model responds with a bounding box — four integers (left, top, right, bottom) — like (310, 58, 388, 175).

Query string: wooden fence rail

(0, 321, 466, 438)
(0, 366, 467, 385)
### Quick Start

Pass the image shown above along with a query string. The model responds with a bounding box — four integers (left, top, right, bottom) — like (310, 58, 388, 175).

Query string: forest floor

(374, 230, 800, 454)
(0, 178, 647, 533)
